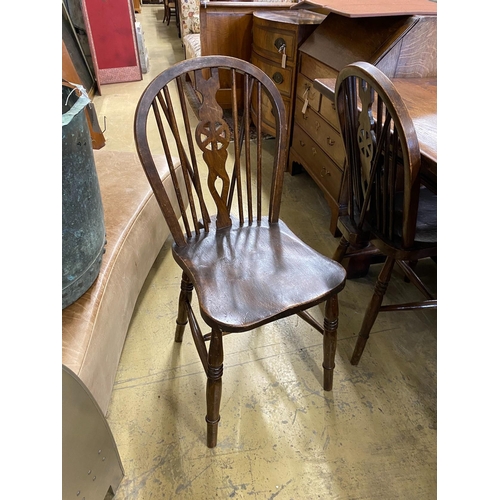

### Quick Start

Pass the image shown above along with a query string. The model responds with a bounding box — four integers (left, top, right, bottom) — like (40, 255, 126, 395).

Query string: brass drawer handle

(312, 147, 317, 156)
(320, 167, 331, 178)
(274, 37, 286, 52)
(272, 72, 284, 85)
(299, 140, 305, 147)
(326, 137, 335, 146)
(315, 121, 320, 131)
(275, 38, 287, 68)
(303, 84, 316, 99)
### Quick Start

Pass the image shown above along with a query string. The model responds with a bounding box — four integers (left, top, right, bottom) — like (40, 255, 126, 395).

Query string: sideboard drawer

(252, 52, 293, 98)
(294, 103, 345, 166)
(252, 24, 297, 65)
(257, 91, 291, 136)
(291, 125, 342, 200)
(319, 93, 340, 131)
(296, 73, 320, 112)
(299, 53, 339, 81)
(251, 11, 324, 147)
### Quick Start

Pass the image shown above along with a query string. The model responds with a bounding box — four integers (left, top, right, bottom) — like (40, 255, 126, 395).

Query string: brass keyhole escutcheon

(274, 37, 286, 52)
(272, 72, 284, 85)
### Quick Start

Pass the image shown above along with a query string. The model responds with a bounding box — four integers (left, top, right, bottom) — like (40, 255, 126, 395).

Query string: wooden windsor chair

(333, 61, 437, 366)
(134, 56, 346, 448)
(163, 0, 176, 25)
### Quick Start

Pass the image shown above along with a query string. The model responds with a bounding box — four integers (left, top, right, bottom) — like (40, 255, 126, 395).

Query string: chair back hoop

(334, 62, 422, 249)
(134, 56, 288, 247)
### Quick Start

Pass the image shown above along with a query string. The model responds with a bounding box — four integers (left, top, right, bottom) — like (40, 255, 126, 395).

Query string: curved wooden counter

(62, 150, 182, 413)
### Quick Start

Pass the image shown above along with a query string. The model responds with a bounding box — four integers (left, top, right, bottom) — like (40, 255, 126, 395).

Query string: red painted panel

(84, 0, 137, 70)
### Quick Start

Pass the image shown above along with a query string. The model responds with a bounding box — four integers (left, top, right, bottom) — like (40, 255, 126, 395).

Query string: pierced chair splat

(333, 61, 437, 366)
(134, 56, 346, 448)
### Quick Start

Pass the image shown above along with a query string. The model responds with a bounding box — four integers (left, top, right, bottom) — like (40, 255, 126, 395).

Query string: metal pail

(62, 85, 106, 309)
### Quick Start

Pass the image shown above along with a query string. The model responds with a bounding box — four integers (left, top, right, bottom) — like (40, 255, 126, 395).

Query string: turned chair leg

(351, 257, 396, 366)
(332, 236, 350, 263)
(322, 294, 339, 391)
(206, 327, 224, 448)
(175, 272, 193, 342)
(404, 260, 418, 283)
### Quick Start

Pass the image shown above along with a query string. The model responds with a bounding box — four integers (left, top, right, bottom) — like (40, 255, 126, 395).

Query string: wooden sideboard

(199, 1, 295, 108)
(287, 12, 437, 233)
(250, 10, 325, 144)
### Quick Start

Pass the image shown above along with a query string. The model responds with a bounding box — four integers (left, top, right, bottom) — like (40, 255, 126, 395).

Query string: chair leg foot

(206, 415, 220, 448)
(350, 334, 369, 366)
(206, 327, 223, 448)
(322, 294, 339, 391)
(332, 236, 349, 263)
(175, 272, 193, 342)
(350, 257, 395, 365)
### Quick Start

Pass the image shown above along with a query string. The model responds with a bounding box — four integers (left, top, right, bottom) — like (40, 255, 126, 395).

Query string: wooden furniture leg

(175, 272, 193, 342)
(206, 327, 224, 448)
(332, 236, 350, 263)
(351, 257, 396, 365)
(323, 295, 339, 391)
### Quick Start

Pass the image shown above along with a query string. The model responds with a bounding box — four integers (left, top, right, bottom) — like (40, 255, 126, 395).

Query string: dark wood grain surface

(291, 0, 437, 17)
(392, 77, 437, 190)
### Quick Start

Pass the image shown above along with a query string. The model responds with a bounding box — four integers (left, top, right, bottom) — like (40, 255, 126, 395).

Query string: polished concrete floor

(93, 6, 437, 499)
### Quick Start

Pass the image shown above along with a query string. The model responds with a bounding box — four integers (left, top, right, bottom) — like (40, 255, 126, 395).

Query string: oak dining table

(391, 77, 437, 193)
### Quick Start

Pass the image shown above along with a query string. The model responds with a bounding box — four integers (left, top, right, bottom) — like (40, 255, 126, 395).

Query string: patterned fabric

(183, 33, 202, 59)
(179, 0, 200, 37)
